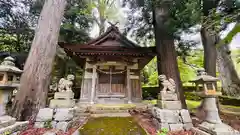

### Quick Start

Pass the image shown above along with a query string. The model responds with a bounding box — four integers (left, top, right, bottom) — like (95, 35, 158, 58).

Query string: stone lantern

(191, 69, 239, 135)
(190, 69, 220, 96)
(0, 56, 22, 115)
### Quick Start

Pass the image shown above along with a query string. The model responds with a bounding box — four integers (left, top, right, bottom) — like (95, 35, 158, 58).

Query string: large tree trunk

(153, 3, 187, 109)
(217, 45, 240, 97)
(200, 28, 217, 77)
(11, 0, 67, 121)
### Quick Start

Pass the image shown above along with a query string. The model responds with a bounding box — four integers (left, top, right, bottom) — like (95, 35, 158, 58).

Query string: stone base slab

(157, 100, 182, 110)
(198, 122, 239, 135)
(54, 108, 75, 121)
(49, 99, 75, 108)
(169, 123, 184, 131)
(158, 92, 178, 101)
(0, 121, 29, 135)
(54, 92, 74, 99)
(151, 107, 193, 131)
(36, 108, 53, 122)
(0, 116, 16, 128)
(191, 127, 211, 135)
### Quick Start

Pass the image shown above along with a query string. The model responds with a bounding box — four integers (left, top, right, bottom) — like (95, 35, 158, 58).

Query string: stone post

(90, 65, 97, 104)
(127, 66, 132, 103)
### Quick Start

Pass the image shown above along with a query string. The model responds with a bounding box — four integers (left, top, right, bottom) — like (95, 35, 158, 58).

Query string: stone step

(90, 109, 129, 114)
(74, 113, 91, 117)
(97, 98, 127, 104)
(91, 113, 131, 117)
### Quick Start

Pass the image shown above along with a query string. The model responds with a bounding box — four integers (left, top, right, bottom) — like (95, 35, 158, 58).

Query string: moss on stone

(79, 117, 147, 135)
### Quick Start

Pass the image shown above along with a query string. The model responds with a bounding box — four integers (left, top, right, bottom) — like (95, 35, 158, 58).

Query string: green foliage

(44, 120, 52, 129)
(142, 57, 158, 87)
(0, 0, 92, 53)
(219, 95, 240, 106)
(185, 92, 240, 106)
(86, 0, 122, 35)
(157, 128, 168, 135)
(30, 0, 92, 44)
(184, 92, 203, 101)
(142, 50, 204, 87)
(217, 23, 240, 48)
(0, 0, 34, 52)
(142, 87, 159, 99)
(122, 0, 201, 45)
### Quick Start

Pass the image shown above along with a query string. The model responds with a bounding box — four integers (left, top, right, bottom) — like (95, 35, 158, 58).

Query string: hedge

(142, 87, 240, 106)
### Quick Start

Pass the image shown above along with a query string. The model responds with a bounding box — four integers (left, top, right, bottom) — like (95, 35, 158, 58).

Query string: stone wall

(151, 107, 193, 131)
(34, 108, 82, 132)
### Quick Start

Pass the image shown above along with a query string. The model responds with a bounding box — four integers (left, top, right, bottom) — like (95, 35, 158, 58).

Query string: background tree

(123, 0, 201, 108)
(0, 0, 34, 52)
(87, 0, 122, 35)
(30, 0, 92, 44)
(201, 0, 240, 97)
(11, 0, 67, 120)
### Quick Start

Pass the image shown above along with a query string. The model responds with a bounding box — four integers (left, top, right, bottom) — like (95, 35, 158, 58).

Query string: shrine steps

(76, 103, 149, 116)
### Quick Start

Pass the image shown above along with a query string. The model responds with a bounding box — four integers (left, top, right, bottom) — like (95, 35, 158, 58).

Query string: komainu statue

(58, 74, 75, 92)
(158, 74, 176, 93)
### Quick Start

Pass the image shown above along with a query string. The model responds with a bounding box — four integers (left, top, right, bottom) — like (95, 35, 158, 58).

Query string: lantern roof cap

(0, 56, 23, 73)
(190, 69, 219, 83)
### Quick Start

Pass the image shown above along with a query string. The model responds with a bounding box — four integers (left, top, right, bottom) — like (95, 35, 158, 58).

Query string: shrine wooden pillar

(127, 66, 132, 103)
(90, 64, 97, 104)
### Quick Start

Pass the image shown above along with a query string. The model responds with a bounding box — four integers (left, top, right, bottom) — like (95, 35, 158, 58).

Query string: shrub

(219, 96, 240, 106)
(184, 92, 202, 101)
(142, 87, 159, 99)
(142, 87, 240, 107)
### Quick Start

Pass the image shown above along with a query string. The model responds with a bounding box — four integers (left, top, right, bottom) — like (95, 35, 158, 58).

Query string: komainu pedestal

(152, 75, 193, 131)
(157, 92, 182, 110)
(50, 91, 75, 108)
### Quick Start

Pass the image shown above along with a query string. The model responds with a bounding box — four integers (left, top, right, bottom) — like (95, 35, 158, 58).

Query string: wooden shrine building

(59, 26, 155, 104)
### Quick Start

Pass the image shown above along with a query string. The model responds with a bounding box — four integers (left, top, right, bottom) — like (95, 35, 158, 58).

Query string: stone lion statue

(58, 74, 75, 92)
(158, 74, 176, 93)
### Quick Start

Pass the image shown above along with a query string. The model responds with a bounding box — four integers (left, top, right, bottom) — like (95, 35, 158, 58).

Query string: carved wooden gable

(85, 26, 139, 48)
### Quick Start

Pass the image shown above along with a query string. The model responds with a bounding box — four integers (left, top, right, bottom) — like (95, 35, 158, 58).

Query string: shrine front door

(96, 68, 127, 103)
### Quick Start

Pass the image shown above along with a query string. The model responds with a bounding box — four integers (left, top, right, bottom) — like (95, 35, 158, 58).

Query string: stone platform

(151, 91, 193, 131)
(152, 107, 193, 131)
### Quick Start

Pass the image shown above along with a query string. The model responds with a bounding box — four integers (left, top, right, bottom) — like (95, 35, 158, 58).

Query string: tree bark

(200, 28, 217, 77)
(217, 45, 240, 97)
(153, 3, 187, 109)
(11, 0, 67, 121)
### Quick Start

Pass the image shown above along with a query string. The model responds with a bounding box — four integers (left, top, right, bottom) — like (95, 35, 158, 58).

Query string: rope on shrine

(94, 67, 127, 74)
